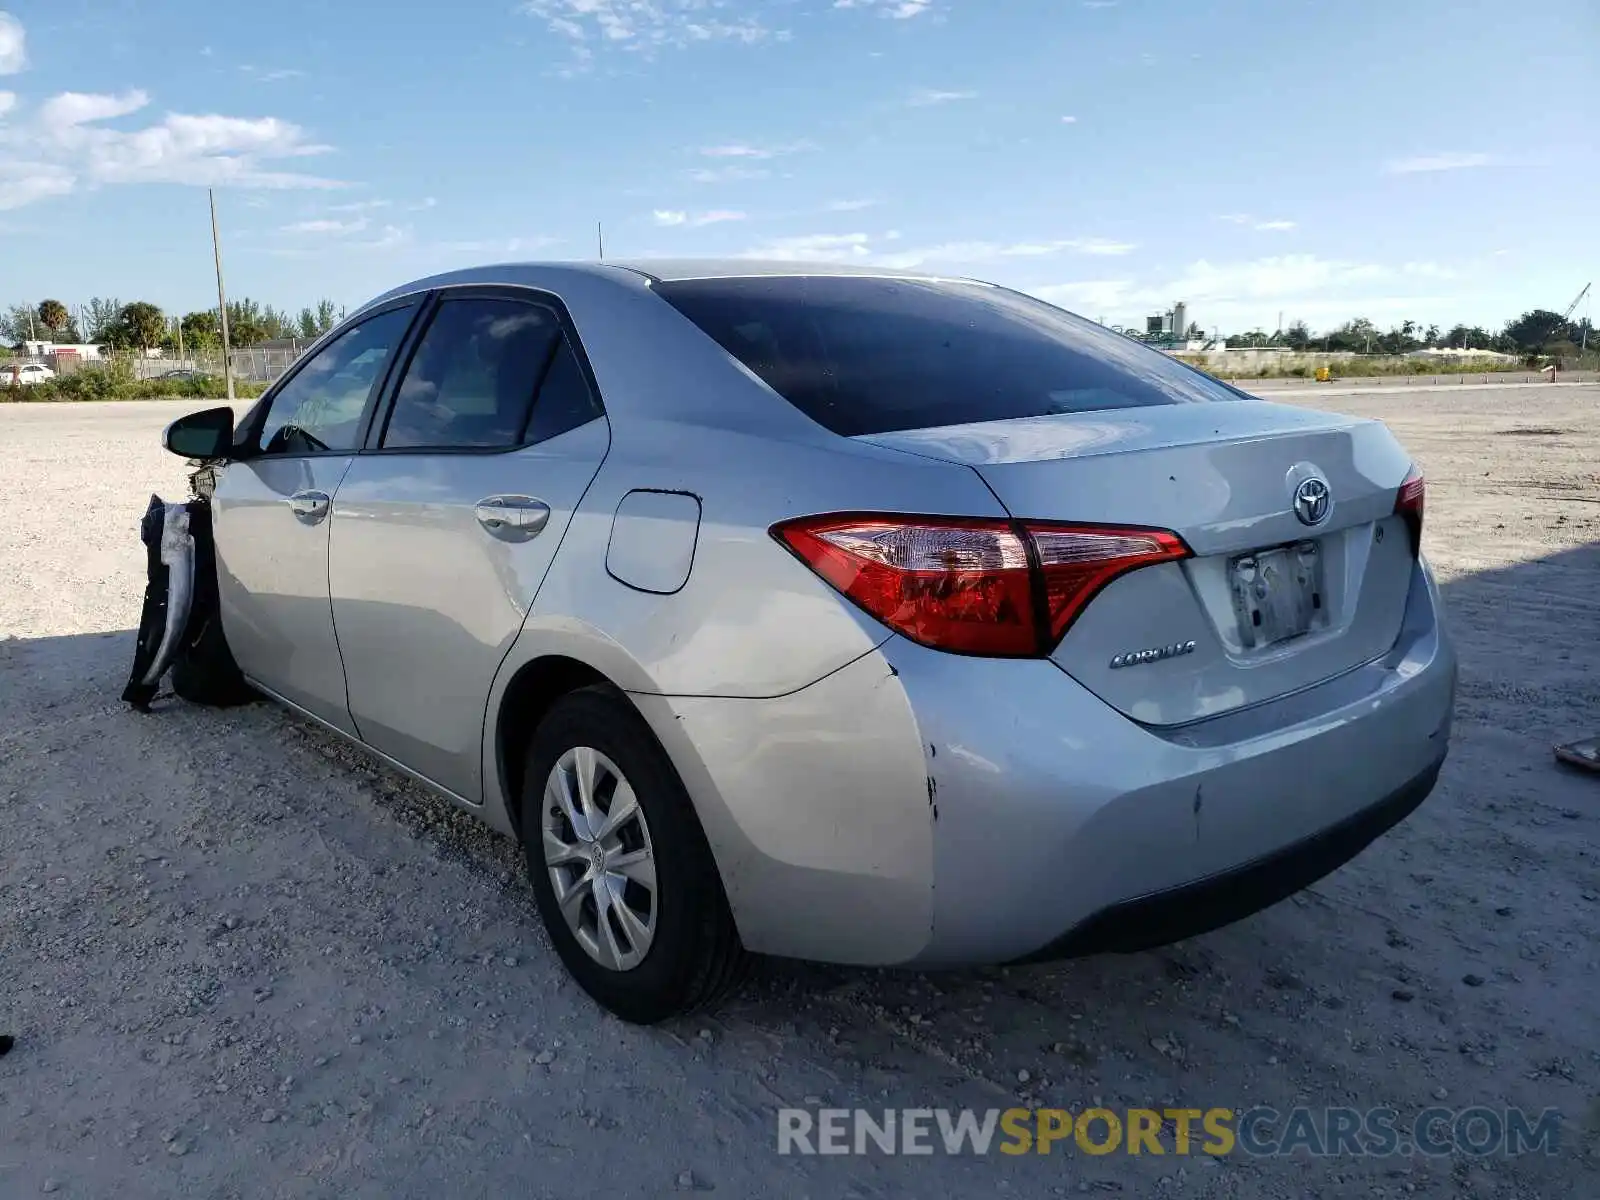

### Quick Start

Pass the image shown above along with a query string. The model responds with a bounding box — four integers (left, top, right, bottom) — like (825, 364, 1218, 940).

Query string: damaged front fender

(122, 495, 196, 711)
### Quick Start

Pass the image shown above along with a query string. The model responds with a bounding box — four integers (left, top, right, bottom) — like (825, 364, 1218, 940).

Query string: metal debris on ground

(1554, 736, 1600, 773)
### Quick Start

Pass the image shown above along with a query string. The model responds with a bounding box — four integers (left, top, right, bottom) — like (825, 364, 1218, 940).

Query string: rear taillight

(772, 514, 1190, 657)
(1394, 466, 1425, 555)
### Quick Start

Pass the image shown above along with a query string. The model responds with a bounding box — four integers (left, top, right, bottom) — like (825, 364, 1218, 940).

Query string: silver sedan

(142, 261, 1456, 1023)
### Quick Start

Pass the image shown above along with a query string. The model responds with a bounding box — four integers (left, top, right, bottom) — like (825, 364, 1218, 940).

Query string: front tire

(518, 686, 748, 1023)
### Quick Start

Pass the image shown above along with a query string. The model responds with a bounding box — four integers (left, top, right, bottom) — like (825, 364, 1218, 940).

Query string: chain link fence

(10, 344, 313, 384)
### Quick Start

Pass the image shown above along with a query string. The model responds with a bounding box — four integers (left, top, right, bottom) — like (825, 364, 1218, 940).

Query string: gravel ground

(2, 389, 1597, 1199)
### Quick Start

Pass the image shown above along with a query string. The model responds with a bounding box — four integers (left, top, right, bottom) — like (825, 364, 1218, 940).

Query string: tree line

(1, 297, 345, 353)
(1221, 310, 1595, 358)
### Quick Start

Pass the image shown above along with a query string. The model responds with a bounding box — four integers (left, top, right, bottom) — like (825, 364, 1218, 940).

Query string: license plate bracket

(1229, 540, 1325, 649)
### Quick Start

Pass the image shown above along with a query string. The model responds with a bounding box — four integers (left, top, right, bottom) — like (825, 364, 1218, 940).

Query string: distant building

(20, 341, 105, 359)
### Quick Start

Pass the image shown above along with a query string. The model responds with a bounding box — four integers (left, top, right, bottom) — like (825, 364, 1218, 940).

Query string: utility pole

(176, 315, 184, 363)
(209, 189, 235, 403)
(27, 304, 35, 343)
(597, 221, 605, 260)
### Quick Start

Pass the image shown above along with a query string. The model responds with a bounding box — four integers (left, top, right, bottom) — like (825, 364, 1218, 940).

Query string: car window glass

(654, 276, 1241, 437)
(525, 336, 601, 445)
(382, 299, 560, 450)
(257, 307, 413, 455)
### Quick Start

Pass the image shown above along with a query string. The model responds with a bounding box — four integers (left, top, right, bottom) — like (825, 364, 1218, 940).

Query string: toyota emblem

(1293, 477, 1332, 526)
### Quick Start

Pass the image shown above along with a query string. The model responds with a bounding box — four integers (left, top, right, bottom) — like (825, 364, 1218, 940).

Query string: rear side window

(653, 276, 1240, 437)
(380, 297, 602, 451)
(524, 337, 601, 445)
(382, 299, 559, 450)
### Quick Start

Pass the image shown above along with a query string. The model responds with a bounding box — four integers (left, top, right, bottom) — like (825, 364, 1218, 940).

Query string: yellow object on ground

(1315, 366, 1331, 382)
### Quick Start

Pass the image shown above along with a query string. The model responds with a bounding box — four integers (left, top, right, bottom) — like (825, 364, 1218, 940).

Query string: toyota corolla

(130, 261, 1456, 1023)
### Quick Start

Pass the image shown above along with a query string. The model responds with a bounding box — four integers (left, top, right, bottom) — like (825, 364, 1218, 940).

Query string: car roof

(359, 258, 972, 309)
(608, 258, 965, 283)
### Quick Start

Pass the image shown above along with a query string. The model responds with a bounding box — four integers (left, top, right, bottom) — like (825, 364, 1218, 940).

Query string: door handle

(289, 490, 331, 523)
(474, 495, 552, 540)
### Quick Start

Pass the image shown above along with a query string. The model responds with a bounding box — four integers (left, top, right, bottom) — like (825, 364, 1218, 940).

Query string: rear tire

(518, 685, 748, 1023)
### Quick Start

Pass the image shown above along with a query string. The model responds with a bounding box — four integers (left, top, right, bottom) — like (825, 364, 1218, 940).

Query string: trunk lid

(859, 400, 1418, 726)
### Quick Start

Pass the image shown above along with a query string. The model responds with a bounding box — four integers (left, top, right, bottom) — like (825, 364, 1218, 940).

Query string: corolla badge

(1293, 477, 1332, 526)
(1109, 640, 1197, 670)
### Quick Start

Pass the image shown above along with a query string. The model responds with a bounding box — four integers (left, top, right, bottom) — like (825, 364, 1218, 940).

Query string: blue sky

(0, 0, 1595, 334)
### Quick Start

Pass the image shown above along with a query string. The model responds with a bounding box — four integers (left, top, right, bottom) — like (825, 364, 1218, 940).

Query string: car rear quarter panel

(470, 282, 1008, 942)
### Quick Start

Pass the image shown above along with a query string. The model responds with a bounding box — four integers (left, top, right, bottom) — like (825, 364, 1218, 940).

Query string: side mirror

(163, 406, 235, 460)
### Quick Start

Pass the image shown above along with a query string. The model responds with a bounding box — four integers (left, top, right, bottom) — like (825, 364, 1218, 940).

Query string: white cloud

(1385, 152, 1494, 174)
(326, 198, 391, 212)
(1060, 115, 1078, 124)
(410, 196, 437, 210)
(737, 231, 1134, 268)
(1033, 254, 1462, 329)
(39, 90, 150, 127)
(0, 90, 14, 116)
(0, 12, 25, 75)
(520, 1, 771, 53)
(698, 140, 812, 159)
(834, 0, 934, 16)
(0, 160, 73, 209)
(352, 223, 409, 250)
(282, 217, 367, 234)
(240, 66, 306, 83)
(1063, 237, 1136, 256)
(874, 236, 1135, 269)
(908, 87, 976, 106)
(0, 88, 343, 207)
(739, 232, 874, 262)
(1219, 213, 1297, 232)
(826, 198, 880, 212)
(687, 164, 770, 183)
(433, 234, 562, 256)
(655, 207, 745, 227)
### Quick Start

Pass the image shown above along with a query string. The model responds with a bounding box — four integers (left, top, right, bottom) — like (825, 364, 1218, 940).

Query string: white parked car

(4, 362, 55, 385)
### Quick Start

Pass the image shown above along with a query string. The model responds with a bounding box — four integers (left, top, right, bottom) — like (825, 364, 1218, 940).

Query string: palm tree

(36, 299, 70, 337)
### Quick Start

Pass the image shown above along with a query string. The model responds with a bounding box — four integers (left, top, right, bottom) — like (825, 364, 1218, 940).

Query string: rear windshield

(653, 275, 1241, 437)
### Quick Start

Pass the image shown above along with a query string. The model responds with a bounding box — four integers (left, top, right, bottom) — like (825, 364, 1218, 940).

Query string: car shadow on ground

(2, 541, 1596, 1196)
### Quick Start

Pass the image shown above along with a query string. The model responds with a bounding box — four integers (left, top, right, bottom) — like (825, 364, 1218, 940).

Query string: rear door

(212, 302, 419, 732)
(328, 288, 609, 800)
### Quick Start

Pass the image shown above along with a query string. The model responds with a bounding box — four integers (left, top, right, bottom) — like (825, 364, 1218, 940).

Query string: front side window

(381, 299, 564, 450)
(654, 275, 1243, 437)
(256, 306, 415, 455)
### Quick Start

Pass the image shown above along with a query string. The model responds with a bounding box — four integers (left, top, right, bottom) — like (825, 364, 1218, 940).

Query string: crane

(1560, 282, 1591, 352)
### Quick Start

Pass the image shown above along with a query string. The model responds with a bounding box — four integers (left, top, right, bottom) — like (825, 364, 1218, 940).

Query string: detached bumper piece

(122, 495, 253, 711)
(1555, 736, 1600, 774)
(122, 495, 194, 711)
(1014, 757, 1445, 963)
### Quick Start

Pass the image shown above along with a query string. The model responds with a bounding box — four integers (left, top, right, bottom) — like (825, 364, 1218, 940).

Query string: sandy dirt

(2, 389, 1597, 1199)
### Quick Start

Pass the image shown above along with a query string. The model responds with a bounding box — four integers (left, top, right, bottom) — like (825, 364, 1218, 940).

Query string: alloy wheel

(540, 746, 658, 971)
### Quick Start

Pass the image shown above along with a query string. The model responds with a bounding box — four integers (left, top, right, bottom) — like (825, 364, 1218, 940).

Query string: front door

(212, 303, 418, 732)
(329, 292, 609, 799)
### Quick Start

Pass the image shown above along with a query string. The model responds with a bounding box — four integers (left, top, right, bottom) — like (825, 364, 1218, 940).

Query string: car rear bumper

(1011, 753, 1442, 962)
(648, 559, 1455, 966)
